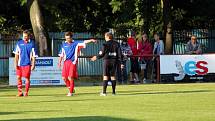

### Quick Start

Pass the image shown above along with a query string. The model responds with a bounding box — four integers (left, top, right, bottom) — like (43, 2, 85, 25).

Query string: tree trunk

(165, 22, 173, 54)
(27, 0, 51, 56)
(163, 0, 173, 54)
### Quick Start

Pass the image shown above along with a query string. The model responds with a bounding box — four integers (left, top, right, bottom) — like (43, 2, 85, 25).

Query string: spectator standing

(127, 32, 140, 84)
(152, 33, 164, 82)
(137, 33, 153, 83)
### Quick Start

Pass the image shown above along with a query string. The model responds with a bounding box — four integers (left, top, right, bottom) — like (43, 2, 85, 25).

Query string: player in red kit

(58, 32, 96, 96)
(13, 30, 38, 97)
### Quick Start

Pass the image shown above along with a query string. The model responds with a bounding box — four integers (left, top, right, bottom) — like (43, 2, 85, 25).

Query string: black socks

(103, 80, 108, 94)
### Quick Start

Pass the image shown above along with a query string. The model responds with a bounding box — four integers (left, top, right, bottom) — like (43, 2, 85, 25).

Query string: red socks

(69, 80, 74, 93)
(17, 80, 22, 94)
(25, 81, 30, 94)
(64, 79, 70, 89)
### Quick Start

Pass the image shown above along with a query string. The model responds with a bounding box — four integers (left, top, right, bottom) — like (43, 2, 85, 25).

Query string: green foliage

(40, 0, 114, 32)
(0, 16, 6, 23)
(19, 0, 27, 6)
(0, 0, 30, 34)
(109, 0, 123, 13)
(171, 0, 215, 29)
(0, 0, 215, 34)
(171, 8, 186, 21)
(0, 16, 6, 26)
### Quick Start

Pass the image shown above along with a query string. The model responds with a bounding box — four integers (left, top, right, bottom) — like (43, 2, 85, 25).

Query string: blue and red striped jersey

(58, 40, 86, 64)
(13, 39, 38, 66)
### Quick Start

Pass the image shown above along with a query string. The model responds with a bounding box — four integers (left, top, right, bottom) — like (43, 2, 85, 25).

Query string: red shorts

(62, 60, 78, 79)
(16, 65, 31, 78)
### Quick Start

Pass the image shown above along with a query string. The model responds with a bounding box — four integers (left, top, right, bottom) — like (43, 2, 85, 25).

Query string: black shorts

(103, 60, 117, 77)
(130, 58, 139, 73)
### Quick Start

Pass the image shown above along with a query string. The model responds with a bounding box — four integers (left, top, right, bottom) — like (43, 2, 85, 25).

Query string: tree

(27, 0, 51, 56)
(163, 0, 172, 54)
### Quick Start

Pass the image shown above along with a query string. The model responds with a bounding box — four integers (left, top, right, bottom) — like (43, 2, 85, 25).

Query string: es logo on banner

(174, 60, 208, 81)
(184, 61, 208, 75)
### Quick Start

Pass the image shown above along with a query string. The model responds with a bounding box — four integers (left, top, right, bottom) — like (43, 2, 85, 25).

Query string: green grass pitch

(0, 83, 215, 121)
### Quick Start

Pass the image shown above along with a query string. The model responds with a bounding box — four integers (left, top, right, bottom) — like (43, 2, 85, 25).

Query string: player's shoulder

(62, 41, 68, 46)
(15, 39, 24, 46)
(17, 39, 23, 43)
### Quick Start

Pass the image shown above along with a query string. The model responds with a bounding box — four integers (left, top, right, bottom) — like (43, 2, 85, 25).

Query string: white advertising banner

(9, 57, 64, 86)
(160, 54, 215, 81)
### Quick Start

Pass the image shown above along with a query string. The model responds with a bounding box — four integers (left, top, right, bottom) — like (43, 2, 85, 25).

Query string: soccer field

(0, 83, 215, 121)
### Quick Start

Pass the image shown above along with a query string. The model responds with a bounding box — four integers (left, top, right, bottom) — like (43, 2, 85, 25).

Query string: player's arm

(58, 44, 64, 68)
(84, 39, 97, 44)
(31, 57, 36, 70)
(91, 44, 105, 61)
(14, 54, 19, 69)
(13, 42, 20, 69)
(58, 56, 63, 68)
(31, 42, 38, 70)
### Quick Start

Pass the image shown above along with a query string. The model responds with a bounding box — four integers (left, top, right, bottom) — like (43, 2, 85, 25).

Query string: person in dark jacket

(91, 32, 122, 96)
(116, 37, 132, 84)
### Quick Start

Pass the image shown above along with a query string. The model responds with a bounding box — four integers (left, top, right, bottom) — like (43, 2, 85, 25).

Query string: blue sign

(30, 80, 60, 84)
(35, 59, 53, 66)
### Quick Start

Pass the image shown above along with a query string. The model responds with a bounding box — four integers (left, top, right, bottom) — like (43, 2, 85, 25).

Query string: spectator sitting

(185, 35, 202, 54)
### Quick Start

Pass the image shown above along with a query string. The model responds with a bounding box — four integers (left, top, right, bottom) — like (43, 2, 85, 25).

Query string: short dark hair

(142, 33, 148, 39)
(23, 30, 30, 36)
(65, 32, 73, 38)
(153, 32, 161, 37)
(105, 32, 113, 40)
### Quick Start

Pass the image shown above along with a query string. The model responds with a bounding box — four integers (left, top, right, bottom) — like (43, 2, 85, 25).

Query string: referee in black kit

(91, 32, 122, 96)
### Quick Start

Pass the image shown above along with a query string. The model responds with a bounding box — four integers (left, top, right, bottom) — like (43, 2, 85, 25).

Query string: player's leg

(110, 62, 117, 95)
(24, 78, 30, 96)
(62, 77, 70, 90)
(62, 60, 71, 95)
(16, 66, 23, 96)
(67, 62, 77, 96)
(110, 76, 116, 95)
(100, 76, 108, 96)
(17, 76, 23, 96)
(101, 60, 109, 96)
(68, 77, 75, 96)
(22, 65, 31, 96)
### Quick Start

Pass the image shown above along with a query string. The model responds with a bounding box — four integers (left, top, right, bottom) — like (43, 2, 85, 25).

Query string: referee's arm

(97, 45, 106, 59)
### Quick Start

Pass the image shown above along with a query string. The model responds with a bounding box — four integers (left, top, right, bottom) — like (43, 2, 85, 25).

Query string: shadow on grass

(24, 98, 103, 104)
(0, 110, 62, 115)
(0, 98, 103, 104)
(0, 112, 19, 115)
(120, 89, 214, 96)
(2, 116, 139, 121)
